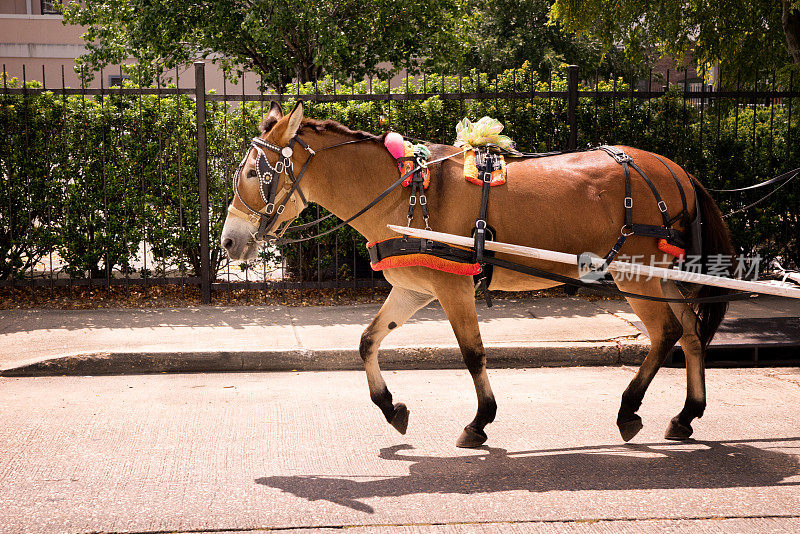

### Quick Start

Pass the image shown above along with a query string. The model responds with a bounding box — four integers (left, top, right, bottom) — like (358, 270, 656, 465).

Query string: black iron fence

(2, 62, 798, 304)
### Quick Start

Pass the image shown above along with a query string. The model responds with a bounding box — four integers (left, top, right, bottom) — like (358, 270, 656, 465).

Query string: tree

(455, 0, 634, 77)
(549, 0, 800, 84)
(63, 0, 464, 88)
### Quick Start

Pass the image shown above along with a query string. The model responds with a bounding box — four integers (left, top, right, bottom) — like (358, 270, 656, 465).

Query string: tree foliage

(62, 0, 465, 87)
(456, 0, 633, 77)
(550, 0, 800, 84)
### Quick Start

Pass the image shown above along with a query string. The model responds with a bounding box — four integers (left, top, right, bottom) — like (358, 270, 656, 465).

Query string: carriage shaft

(387, 225, 800, 300)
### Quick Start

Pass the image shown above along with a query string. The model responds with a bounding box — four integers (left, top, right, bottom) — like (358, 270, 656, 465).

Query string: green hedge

(1, 64, 798, 283)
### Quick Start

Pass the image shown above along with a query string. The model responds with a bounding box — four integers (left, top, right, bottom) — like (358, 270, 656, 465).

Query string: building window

(40, 0, 62, 15)
(108, 75, 129, 87)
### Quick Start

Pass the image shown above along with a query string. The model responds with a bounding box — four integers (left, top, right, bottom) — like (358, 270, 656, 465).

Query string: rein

(714, 168, 800, 219)
(275, 166, 418, 245)
(277, 148, 470, 244)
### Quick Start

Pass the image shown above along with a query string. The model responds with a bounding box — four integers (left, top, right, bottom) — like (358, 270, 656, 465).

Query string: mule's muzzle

(220, 216, 260, 261)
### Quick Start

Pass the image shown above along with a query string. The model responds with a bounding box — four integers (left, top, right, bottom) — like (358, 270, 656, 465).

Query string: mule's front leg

(436, 280, 497, 448)
(360, 286, 433, 434)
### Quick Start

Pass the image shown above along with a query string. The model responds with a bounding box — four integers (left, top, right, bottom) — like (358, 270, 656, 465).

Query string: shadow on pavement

(256, 438, 800, 513)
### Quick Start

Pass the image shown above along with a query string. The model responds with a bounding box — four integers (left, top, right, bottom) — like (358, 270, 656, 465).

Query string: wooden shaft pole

(387, 225, 800, 300)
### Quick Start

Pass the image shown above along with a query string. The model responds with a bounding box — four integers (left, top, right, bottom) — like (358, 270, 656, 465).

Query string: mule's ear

(259, 101, 283, 133)
(280, 101, 304, 144)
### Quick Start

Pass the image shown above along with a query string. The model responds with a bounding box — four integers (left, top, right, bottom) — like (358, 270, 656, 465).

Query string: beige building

(0, 0, 259, 91)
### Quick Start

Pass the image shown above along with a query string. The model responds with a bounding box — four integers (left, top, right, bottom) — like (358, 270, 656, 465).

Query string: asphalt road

(2, 367, 800, 533)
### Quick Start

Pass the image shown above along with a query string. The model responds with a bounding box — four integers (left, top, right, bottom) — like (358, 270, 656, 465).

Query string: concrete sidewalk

(1, 295, 798, 376)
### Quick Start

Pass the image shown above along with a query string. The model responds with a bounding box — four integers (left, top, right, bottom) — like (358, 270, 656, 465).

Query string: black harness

(231, 135, 754, 304)
(370, 144, 746, 305)
(594, 146, 691, 268)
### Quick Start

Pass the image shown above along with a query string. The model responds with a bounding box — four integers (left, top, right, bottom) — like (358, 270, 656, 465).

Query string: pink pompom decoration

(384, 132, 406, 160)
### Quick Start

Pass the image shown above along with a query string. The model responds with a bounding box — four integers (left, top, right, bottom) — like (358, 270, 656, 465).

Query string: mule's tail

(691, 178, 735, 349)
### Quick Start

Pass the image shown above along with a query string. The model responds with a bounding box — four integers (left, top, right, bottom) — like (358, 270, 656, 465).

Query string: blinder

(229, 135, 313, 242)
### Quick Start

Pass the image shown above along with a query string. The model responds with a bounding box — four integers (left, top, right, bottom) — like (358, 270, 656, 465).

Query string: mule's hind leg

(661, 279, 706, 440)
(613, 276, 683, 442)
(435, 278, 497, 448)
(361, 286, 434, 434)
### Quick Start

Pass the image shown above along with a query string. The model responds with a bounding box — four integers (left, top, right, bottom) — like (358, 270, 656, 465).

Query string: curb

(0, 341, 649, 377)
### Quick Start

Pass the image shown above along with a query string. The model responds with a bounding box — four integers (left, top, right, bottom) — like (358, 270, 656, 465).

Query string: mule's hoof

(618, 415, 644, 442)
(456, 426, 487, 448)
(389, 403, 409, 435)
(664, 417, 693, 440)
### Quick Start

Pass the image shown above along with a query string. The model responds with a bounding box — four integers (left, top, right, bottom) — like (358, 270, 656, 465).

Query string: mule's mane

(298, 118, 383, 142)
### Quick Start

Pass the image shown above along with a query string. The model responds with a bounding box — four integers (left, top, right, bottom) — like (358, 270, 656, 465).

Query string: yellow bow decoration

(454, 117, 515, 151)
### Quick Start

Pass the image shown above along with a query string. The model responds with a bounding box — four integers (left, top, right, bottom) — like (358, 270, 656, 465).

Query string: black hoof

(618, 414, 644, 442)
(456, 426, 487, 448)
(664, 417, 693, 440)
(389, 403, 409, 435)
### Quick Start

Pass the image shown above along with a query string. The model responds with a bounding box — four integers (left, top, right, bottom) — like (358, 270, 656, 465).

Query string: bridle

(227, 134, 371, 242)
(227, 135, 315, 242)
(227, 130, 465, 246)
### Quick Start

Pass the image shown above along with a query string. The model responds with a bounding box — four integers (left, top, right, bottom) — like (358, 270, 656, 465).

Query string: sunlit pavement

(2, 367, 800, 533)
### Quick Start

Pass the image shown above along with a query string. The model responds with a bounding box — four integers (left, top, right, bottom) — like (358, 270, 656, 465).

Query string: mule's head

(220, 101, 308, 260)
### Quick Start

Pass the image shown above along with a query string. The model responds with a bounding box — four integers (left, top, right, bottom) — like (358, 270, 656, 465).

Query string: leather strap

(276, 165, 418, 245)
(474, 149, 497, 263)
(368, 237, 476, 265)
(652, 154, 689, 225)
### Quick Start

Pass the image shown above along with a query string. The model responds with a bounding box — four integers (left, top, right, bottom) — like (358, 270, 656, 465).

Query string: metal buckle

(274, 160, 284, 174)
(265, 202, 275, 215)
(483, 172, 493, 183)
(621, 224, 634, 237)
(277, 205, 285, 215)
(409, 196, 417, 206)
(601, 145, 633, 164)
(657, 200, 668, 213)
(419, 195, 427, 205)
(624, 197, 633, 209)
(475, 219, 487, 230)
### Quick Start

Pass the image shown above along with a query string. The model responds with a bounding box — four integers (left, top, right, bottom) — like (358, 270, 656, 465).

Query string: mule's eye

(247, 169, 258, 179)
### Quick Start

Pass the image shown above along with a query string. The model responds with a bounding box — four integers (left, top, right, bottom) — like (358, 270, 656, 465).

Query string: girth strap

(474, 149, 499, 263)
(368, 237, 476, 266)
(472, 149, 501, 306)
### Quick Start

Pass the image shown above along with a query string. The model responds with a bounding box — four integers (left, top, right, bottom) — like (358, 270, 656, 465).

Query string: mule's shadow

(256, 438, 800, 513)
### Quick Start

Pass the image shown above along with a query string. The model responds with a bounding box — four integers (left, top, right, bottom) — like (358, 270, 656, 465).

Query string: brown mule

(221, 101, 733, 448)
